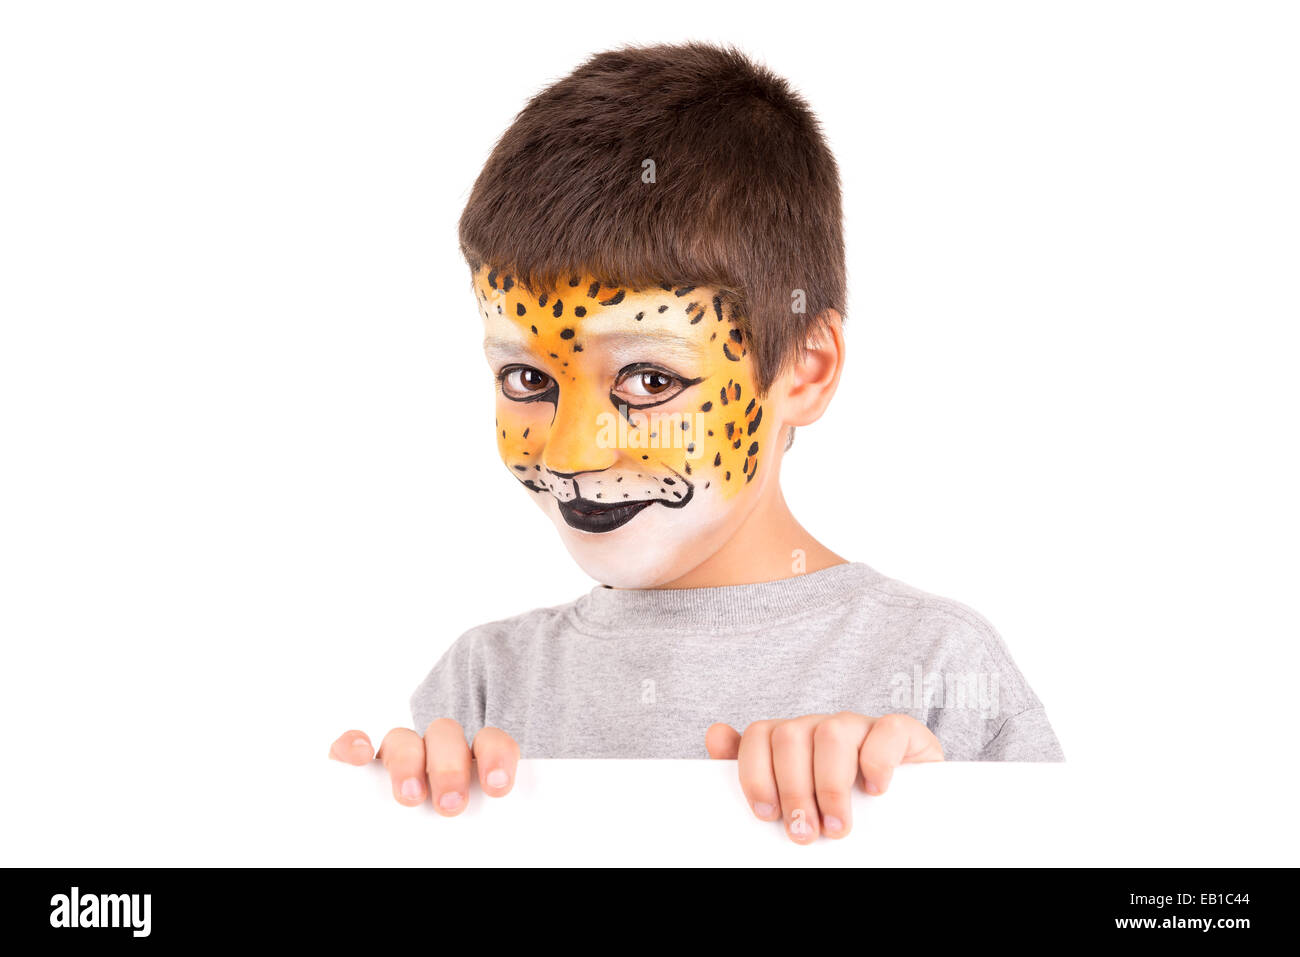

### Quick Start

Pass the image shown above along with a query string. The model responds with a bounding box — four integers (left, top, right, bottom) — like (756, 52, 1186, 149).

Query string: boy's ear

(776, 308, 845, 427)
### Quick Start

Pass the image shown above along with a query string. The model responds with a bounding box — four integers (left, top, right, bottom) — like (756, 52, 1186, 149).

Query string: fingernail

(754, 801, 775, 818)
(401, 777, 423, 800)
(824, 815, 844, 833)
(486, 769, 509, 789)
(351, 738, 369, 750)
(439, 791, 464, 810)
(865, 781, 881, 795)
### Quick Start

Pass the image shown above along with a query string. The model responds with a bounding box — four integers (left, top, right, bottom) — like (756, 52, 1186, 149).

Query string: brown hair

(458, 42, 845, 394)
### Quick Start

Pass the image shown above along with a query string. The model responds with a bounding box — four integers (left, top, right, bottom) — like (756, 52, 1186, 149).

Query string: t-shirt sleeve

(978, 707, 1065, 761)
(912, 597, 1066, 762)
(408, 629, 486, 746)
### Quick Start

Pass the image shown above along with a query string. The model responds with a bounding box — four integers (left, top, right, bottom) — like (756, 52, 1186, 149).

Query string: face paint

(475, 264, 776, 587)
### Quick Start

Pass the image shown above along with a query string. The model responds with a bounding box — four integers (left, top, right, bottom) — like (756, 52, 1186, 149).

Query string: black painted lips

(556, 497, 658, 533)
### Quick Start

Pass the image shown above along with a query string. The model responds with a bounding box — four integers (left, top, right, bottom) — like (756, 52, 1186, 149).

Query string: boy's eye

(626, 372, 675, 396)
(612, 367, 686, 405)
(611, 363, 703, 408)
(499, 366, 555, 400)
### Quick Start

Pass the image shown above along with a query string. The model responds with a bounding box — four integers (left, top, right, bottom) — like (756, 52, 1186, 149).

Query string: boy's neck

(651, 482, 847, 589)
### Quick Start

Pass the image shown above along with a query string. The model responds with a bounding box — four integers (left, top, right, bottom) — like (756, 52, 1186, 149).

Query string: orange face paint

(474, 263, 776, 586)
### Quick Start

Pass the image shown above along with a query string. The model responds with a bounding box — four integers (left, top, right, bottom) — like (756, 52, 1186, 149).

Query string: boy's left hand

(705, 713, 944, 843)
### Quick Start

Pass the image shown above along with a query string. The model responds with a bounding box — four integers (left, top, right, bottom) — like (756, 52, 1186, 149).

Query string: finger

(705, 723, 741, 760)
(328, 730, 375, 765)
(424, 718, 473, 816)
(771, 715, 826, 843)
(736, 721, 780, 822)
(859, 714, 944, 796)
(376, 728, 428, 806)
(472, 727, 520, 797)
(812, 712, 872, 838)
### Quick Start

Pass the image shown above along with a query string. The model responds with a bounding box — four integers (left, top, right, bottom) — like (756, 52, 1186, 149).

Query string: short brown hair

(458, 42, 845, 394)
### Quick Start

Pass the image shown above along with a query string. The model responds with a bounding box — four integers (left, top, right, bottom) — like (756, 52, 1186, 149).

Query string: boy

(330, 42, 1063, 843)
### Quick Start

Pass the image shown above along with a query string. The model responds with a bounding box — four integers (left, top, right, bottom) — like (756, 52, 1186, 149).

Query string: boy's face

(475, 264, 778, 587)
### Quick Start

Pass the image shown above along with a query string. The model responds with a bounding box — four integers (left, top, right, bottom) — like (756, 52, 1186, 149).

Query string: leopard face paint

(476, 264, 776, 587)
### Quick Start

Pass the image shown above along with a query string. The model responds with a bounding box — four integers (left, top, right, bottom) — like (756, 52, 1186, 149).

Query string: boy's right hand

(328, 720, 520, 815)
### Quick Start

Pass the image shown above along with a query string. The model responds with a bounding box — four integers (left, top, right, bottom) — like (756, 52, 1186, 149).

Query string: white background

(2, 1, 1297, 866)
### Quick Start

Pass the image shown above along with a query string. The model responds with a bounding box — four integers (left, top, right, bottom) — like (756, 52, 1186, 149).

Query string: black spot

(552, 300, 564, 318)
(733, 383, 741, 401)
(573, 344, 583, 352)
(538, 293, 548, 308)
(713, 453, 722, 467)
(502, 275, 514, 292)
(516, 303, 527, 316)
(523, 427, 530, 438)
(487, 268, 498, 289)
(599, 289, 626, 307)
(685, 463, 692, 475)
(560, 328, 575, 340)
(674, 286, 696, 297)
(747, 407, 763, 434)
(719, 387, 729, 406)
(747, 441, 759, 456)
(574, 306, 587, 318)
(700, 401, 713, 412)
(725, 422, 735, 439)
(713, 295, 724, 322)
(681, 421, 690, 430)
(745, 398, 755, 415)
(569, 276, 582, 286)
(723, 343, 741, 361)
(733, 438, 742, 449)
(725, 471, 731, 481)
(663, 478, 675, 485)
(729, 328, 743, 344)
(587, 282, 601, 299)
(530, 325, 537, 334)
(514, 465, 526, 472)
(687, 443, 695, 453)
(635, 312, 644, 321)
(658, 305, 668, 313)
(659, 282, 674, 292)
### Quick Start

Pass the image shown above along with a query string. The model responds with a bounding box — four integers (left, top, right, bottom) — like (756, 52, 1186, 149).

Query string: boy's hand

(705, 713, 944, 843)
(328, 720, 520, 815)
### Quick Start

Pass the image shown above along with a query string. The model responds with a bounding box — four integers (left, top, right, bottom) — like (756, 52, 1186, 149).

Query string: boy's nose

(541, 390, 619, 478)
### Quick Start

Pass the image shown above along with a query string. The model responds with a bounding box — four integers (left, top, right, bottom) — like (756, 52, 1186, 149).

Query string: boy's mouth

(556, 496, 659, 533)
(554, 481, 695, 533)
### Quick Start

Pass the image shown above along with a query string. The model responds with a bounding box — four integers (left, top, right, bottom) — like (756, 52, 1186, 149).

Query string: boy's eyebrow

(483, 328, 707, 362)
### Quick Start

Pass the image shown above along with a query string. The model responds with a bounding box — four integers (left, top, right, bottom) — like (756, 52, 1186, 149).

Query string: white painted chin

(531, 491, 732, 589)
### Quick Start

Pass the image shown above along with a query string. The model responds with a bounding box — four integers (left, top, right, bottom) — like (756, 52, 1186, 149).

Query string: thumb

(705, 722, 741, 759)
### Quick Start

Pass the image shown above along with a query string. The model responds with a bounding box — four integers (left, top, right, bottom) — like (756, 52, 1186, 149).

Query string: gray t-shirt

(410, 561, 1064, 761)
